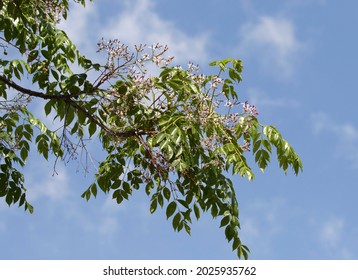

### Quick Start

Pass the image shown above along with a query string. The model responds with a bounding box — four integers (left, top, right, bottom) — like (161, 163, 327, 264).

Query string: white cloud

(93, 197, 123, 235)
(311, 217, 355, 259)
(320, 218, 344, 247)
(311, 112, 358, 167)
(247, 87, 300, 110)
(239, 16, 305, 78)
(56, 0, 210, 66)
(58, 2, 97, 54)
(98, 216, 120, 235)
(240, 197, 287, 257)
(100, 0, 209, 64)
(26, 162, 70, 202)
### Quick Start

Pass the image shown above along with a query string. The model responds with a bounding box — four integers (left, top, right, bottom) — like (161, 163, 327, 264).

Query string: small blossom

(241, 141, 251, 152)
(224, 100, 233, 108)
(243, 101, 259, 116)
(210, 76, 223, 89)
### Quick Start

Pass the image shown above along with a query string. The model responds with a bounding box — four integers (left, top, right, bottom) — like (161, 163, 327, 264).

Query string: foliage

(0, 0, 302, 259)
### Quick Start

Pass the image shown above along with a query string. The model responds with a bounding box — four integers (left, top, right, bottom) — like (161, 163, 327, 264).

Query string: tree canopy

(0, 0, 302, 259)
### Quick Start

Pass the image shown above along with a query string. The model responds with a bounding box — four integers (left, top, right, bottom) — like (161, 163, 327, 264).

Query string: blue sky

(1, 0, 358, 259)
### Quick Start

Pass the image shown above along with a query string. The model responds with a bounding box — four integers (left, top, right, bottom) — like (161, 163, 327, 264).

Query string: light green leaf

(150, 199, 157, 214)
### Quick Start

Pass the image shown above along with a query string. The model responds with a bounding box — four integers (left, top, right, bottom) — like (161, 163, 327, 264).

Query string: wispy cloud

(247, 87, 300, 111)
(240, 197, 288, 258)
(311, 112, 358, 168)
(312, 113, 358, 141)
(320, 217, 344, 248)
(58, 2, 97, 54)
(98, 216, 120, 235)
(26, 162, 70, 202)
(238, 16, 305, 78)
(311, 216, 356, 259)
(100, 0, 209, 64)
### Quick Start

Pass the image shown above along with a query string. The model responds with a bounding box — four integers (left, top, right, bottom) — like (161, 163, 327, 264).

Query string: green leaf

(20, 147, 28, 162)
(5, 191, 12, 206)
(253, 140, 261, 154)
(28, 50, 39, 63)
(262, 139, 272, 153)
(166, 201, 176, 219)
(157, 193, 164, 207)
(44, 100, 55, 116)
(123, 181, 131, 194)
(19, 193, 26, 207)
(184, 223, 191, 235)
(150, 199, 157, 214)
(80, 188, 87, 200)
(91, 183, 97, 198)
(116, 195, 123, 204)
(117, 85, 127, 95)
(177, 199, 189, 209)
(194, 203, 200, 220)
(163, 187, 171, 200)
(232, 237, 241, 251)
(145, 181, 154, 195)
(225, 225, 235, 242)
(88, 122, 97, 137)
(25, 203, 34, 214)
(220, 215, 231, 228)
(228, 68, 242, 83)
(210, 202, 219, 217)
(172, 212, 181, 230)
(41, 50, 51, 60)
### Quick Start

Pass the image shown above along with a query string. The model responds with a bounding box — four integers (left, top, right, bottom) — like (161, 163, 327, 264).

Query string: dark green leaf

(166, 201, 176, 219)
(91, 183, 97, 198)
(177, 199, 189, 209)
(20, 147, 28, 162)
(220, 215, 231, 228)
(184, 223, 191, 235)
(225, 225, 235, 242)
(194, 203, 200, 220)
(232, 237, 240, 251)
(157, 193, 164, 207)
(172, 212, 181, 230)
(163, 187, 171, 200)
(88, 122, 97, 137)
(5, 191, 13, 206)
(210, 201, 218, 216)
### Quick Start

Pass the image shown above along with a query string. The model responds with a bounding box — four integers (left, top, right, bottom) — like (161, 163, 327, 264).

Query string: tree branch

(0, 74, 156, 139)
(0, 74, 83, 100)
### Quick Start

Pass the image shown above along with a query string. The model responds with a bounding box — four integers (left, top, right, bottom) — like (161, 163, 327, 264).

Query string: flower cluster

(41, 0, 66, 23)
(210, 76, 224, 89)
(97, 39, 133, 71)
(97, 40, 174, 82)
(243, 101, 258, 116)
